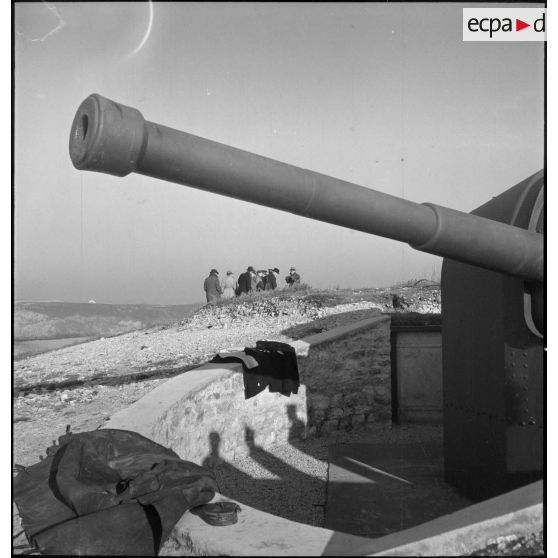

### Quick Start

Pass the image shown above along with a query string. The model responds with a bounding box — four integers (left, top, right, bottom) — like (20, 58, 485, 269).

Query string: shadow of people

(200, 428, 326, 526)
(243, 426, 296, 480)
(201, 432, 225, 471)
(243, 425, 327, 524)
(201, 431, 254, 496)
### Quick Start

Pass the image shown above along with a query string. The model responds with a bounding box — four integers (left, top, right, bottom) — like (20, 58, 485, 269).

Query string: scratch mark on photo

(124, 0, 154, 60)
(17, 1, 66, 43)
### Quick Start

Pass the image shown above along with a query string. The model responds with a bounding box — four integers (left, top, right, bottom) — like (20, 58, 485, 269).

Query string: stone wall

(150, 366, 307, 465)
(295, 316, 392, 436)
(106, 315, 392, 464)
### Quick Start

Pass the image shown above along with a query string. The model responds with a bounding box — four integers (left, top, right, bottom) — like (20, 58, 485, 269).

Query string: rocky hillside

(14, 301, 202, 341)
(183, 283, 440, 330)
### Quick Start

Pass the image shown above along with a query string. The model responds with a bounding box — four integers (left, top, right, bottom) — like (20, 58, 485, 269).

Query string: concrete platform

(166, 478, 542, 556)
(163, 425, 542, 555)
(325, 440, 473, 537)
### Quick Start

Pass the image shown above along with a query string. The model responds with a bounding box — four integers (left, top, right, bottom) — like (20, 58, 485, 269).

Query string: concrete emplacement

(104, 317, 543, 556)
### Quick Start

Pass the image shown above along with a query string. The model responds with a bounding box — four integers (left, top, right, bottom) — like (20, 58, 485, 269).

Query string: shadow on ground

(199, 405, 472, 535)
(201, 404, 328, 526)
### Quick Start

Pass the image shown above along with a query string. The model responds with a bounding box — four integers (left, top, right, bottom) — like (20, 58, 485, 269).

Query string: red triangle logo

(516, 19, 530, 31)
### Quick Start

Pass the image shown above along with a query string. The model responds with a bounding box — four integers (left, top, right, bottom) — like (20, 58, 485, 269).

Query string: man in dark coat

(265, 268, 279, 290)
(237, 266, 255, 296)
(203, 269, 222, 303)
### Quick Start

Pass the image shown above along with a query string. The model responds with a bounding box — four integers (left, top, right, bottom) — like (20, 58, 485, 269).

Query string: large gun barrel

(69, 94, 543, 283)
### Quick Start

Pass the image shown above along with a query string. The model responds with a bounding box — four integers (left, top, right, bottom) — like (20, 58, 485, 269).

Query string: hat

(247, 266, 255, 272)
(273, 268, 280, 273)
(210, 269, 219, 274)
(290, 267, 296, 272)
(226, 270, 233, 275)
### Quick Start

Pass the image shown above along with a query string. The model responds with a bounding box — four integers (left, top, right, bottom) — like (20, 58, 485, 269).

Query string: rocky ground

(467, 532, 544, 556)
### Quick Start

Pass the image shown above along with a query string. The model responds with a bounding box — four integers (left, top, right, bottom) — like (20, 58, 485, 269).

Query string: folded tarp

(13, 428, 217, 555)
(211, 340, 300, 399)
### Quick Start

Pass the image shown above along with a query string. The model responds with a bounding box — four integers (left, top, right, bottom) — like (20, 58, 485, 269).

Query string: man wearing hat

(221, 270, 238, 299)
(203, 269, 223, 303)
(265, 268, 280, 290)
(256, 270, 267, 291)
(285, 267, 301, 288)
(237, 266, 255, 296)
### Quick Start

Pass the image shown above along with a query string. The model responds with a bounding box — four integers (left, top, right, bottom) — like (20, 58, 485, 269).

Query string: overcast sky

(14, 2, 544, 305)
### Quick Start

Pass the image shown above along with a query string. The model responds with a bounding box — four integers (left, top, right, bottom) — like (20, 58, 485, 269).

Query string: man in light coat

(203, 269, 223, 303)
(285, 267, 301, 288)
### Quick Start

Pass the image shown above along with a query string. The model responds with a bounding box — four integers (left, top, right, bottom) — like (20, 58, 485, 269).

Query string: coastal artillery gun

(69, 94, 544, 499)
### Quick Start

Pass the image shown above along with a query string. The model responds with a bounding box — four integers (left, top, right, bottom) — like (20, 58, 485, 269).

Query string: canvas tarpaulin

(13, 428, 217, 555)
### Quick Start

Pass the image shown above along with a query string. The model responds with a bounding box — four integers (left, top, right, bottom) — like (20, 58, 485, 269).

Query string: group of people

(203, 266, 301, 303)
